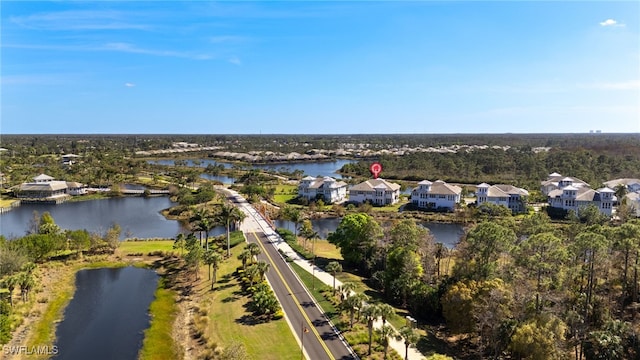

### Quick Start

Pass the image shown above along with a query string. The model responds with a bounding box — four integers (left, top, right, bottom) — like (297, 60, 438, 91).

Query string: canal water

(53, 267, 158, 360)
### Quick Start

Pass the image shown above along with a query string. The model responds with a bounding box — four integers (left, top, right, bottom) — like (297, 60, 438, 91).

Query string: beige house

(476, 183, 529, 213)
(411, 180, 462, 211)
(349, 179, 401, 205)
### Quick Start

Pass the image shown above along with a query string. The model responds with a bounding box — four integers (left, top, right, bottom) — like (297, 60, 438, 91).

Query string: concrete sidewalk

(227, 189, 425, 360)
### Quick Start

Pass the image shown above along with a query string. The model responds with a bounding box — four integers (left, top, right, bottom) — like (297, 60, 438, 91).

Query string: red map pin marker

(369, 162, 382, 179)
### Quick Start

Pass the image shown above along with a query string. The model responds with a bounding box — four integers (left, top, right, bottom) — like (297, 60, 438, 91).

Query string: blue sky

(1, 1, 639, 134)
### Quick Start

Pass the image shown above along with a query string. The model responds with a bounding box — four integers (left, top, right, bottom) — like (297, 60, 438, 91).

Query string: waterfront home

(547, 186, 615, 217)
(298, 176, 348, 204)
(411, 180, 462, 211)
(476, 183, 529, 213)
(541, 173, 590, 195)
(349, 178, 401, 206)
(603, 178, 640, 194)
(16, 174, 86, 203)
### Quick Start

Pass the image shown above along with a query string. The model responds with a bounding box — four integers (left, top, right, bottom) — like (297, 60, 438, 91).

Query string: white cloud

(209, 35, 246, 43)
(599, 19, 625, 27)
(125, 82, 135, 87)
(101, 42, 212, 60)
(228, 56, 242, 65)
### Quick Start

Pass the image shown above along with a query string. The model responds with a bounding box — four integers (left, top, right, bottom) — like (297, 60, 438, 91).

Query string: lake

(0, 197, 192, 240)
(149, 158, 355, 178)
(53, 267, 158, 360)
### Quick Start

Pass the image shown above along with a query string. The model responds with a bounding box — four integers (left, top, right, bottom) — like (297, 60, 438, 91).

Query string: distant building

(476, 183, 529, 213)
(349, 179, 401, 205)
(298, 176, 348, 204)
(411, 180, 462, 211)
(61, 153, 80, 166)
(541, 173, 590, 195)
(603, 178, 640, 194)
(623, 192, 640, 218)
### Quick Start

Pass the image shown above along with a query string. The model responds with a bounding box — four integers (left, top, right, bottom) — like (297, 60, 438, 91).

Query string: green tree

(455, 221, 516, 280)
(218, 203, 245, 257)
(361, 303, 382, 355)
(377, 324, 395, 359)
(325, 261, 342, 295)
(509, 314, 567, 360)
(204, 250, 223, 290)
(397, 326, 420, 360)
(185, 234, 203, 281)
(328, 213, 383, 273)
(514, 232, 569, 312)
(173, 233, 187, 256)
(237, 248, 252, 270)
(38, 211, 61, 235)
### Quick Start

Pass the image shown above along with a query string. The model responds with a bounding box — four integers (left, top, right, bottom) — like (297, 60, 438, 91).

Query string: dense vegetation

(326, 212, 640, 359)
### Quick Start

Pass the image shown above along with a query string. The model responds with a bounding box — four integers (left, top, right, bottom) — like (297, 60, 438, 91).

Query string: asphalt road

(246, 230, 355, 360)
(224, 190, 355, 360)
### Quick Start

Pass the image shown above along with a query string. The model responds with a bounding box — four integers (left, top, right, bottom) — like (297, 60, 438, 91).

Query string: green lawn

(139, 281, 180, 360)
(119, 240, 176, 255)
(205, 243, 300, 360)
(272, 184, 298, 204)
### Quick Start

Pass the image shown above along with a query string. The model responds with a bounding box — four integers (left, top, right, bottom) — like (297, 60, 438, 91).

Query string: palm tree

(207, 251, 223, 290)
(218, 203, 246, 257)
(256, 261, 270, 281)
(237, 249, 252, 270)
(377, 303, 395, 327)
(247, 243, 261, 263)
(342, 294, 361, 329)
(173, 233, 186, 256)
(3, 275, 18, 306)
(362, 304, 382, 355)
(326, 261, 342, 295)
(397, 326, 420, 360)
(338, 282, 357, 303)
(246, 264, 260, 287)
(18, 271, 35, 302)
(377, 325, 395, 359)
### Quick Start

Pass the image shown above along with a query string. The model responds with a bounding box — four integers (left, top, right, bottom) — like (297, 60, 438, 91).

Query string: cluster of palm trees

(336, 282, 420, 360)
(1, 263, 36, 307)
(238, 243, 270, 287)
(190, 203, 246, 256)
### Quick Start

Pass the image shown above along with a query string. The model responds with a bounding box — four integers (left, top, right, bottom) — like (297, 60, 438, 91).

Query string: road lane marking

(249, 231, 335, 360)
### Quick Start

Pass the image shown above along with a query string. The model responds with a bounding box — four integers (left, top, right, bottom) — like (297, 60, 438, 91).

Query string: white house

(476, 183, 529, 213)
(603, 178, 640, 194)
(298, 176, 348, 204)
(547, 185, 615, 216)
(349, 179, 401, 206)
(411, 180, 462, 211)
(541, 173, 590, 195)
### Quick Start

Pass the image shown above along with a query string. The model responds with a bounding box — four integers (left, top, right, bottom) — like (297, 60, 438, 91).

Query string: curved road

(226, 190, 356, 360)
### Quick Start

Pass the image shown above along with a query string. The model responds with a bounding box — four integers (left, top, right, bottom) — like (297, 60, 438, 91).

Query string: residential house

(603, 178, 640, 194)
(298, 176, 348, 204)
(541, 173, 590, 195)
(349, 179, 401, 205)
(547, 186, 615, 216)
(61, 154, 80, 166)
(411, 180, 462, 211)
(476, 183, 529, 213)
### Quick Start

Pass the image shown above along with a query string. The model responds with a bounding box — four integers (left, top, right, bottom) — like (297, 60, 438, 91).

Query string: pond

(0, 197, 190, 240)
(53, 267, 158, 360)
(274, 217, 465, 248)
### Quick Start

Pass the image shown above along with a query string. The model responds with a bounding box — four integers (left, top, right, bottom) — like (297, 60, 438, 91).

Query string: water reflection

(53, 267, 158, 360)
